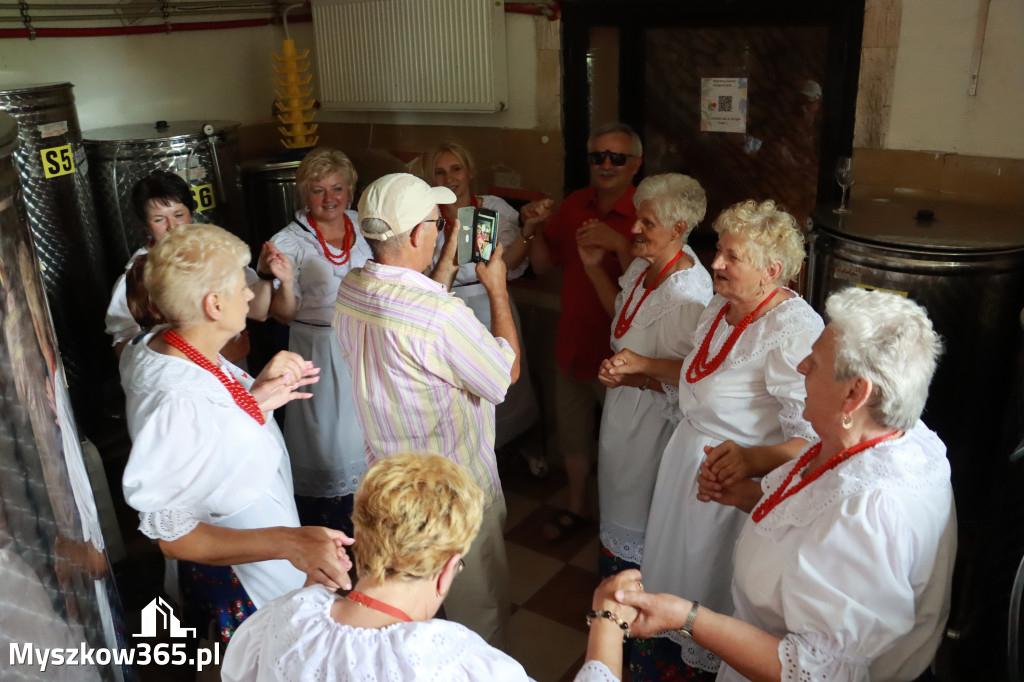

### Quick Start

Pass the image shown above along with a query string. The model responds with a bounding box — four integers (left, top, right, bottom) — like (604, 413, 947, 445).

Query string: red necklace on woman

(308, 213, 355, 266)
(346, 590, 413, 623)
(161, 329, 265, 425)
(685, 288, 780, 383)
(613, 249, 687, 339)
(751, 429, 902, 523)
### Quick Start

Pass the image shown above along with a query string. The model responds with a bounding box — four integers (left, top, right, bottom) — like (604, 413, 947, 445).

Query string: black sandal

(542, 510, 589, 543)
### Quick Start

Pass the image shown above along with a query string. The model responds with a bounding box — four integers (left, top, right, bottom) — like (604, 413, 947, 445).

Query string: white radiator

(311, 0, 508, 113)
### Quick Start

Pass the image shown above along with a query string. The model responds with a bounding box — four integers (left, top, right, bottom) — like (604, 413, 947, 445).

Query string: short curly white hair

(713, 199, 805, 284)
(145, 223, 250, 328)
(633, 173, 706, 242)
(826, 287, 943, 431)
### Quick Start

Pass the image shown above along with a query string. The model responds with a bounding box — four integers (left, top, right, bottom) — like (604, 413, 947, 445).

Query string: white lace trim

(778, 399, 817, 443)
(600, 523, 645, 564)
(656, 630, 723, 672)
(779, 633, 870, 681)
(692, 293, 823, 371)
(756, 422, 950, 540)
(137, 509, 205, 541)
(653, 385, 682, 424)
(576, 659, 619, 681)
(292, 471, 362, 498)
(259, 585, 532, 680)
(614, 246, 713, 331)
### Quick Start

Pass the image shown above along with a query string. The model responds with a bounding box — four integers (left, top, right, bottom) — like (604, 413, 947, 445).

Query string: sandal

(542, 510, 589, 543)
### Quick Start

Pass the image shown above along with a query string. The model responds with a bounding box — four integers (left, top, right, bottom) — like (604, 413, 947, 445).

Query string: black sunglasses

(587, 150, 635, 167)
(422, 216, 447, 231)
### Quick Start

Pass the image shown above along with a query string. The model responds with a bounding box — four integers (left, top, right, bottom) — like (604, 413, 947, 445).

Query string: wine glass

(834, 156, 854, 214)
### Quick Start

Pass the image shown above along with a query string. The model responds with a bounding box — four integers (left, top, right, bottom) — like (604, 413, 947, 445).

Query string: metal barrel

(83, 119, 243, 265)
(808, 200, 1024, 524)
(0, 83, 115, 439)
(239, 156, 302, 254)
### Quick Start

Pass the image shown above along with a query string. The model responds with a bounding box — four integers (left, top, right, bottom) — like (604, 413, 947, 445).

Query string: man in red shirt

(526, 122, 642, 540)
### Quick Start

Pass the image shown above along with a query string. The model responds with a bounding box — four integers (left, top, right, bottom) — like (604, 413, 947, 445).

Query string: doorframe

(560, 0, 866, 206)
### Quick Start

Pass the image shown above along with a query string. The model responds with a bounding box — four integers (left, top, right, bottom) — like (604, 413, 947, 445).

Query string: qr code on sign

(718, 96, 733, 112)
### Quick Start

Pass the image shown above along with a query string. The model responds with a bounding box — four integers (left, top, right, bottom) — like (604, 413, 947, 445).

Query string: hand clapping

(251, 351, 321, 414)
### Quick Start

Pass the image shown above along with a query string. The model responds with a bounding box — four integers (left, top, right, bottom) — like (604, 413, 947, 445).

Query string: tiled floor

(499, 456, 604, 682)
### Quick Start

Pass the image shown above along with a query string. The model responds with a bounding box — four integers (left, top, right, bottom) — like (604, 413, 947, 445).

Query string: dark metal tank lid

(814, 198, 1024, 254)
(82, 120, 239, 144)
(240, 157, 303, 173)
(0, 82, 74, 95)
(0, 112, 19, 157)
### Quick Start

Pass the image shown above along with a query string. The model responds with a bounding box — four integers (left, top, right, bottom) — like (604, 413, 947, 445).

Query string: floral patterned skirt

(178, 561, 256, 644)
(629, 635, 719, 682)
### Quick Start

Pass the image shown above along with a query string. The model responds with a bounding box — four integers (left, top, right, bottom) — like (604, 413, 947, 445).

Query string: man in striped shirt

(334, 173, 520, 649)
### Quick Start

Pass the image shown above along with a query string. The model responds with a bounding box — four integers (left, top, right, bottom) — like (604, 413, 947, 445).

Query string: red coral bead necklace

(308, 213, 355, 266)
(162, 329, 265, 425)
(613, 249, 686, 339)
(685, 287, 780, 383)
(751, 429, 902, 523)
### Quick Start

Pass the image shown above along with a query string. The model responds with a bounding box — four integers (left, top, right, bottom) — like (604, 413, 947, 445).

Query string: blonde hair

(144, 223, 250, 328)
(352, 453, 484, 586)
(428, 140, 476, 186)
(713, 199, 805, 283)
(633, 173, 706, 242)
(295, 147, 358, 208)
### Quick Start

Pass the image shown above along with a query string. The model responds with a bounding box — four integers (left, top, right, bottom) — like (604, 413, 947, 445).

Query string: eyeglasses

(587, 150, 635, 167)
(422, 216, 447, 231)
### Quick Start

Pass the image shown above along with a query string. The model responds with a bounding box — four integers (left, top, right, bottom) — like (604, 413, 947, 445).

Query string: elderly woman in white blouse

(577, 173, 713, 578)
(224, 452, 637, 681)
(615, 288, 957, 682)
(269, 147, 373, 537)
(120, 223, 352, 641)
(604, 200, 823, 680)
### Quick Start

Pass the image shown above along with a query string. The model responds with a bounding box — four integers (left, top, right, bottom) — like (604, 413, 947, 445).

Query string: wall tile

(853, 148, 944, 191)
(941, 155, 1024, 207)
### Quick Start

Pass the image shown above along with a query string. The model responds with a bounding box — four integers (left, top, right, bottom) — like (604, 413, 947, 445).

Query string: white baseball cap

(358, 173, 456, 241)
(801, 80, 822, 101)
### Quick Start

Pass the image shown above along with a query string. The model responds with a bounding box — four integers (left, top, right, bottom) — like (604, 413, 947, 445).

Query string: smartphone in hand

(472, 208, 498, 264)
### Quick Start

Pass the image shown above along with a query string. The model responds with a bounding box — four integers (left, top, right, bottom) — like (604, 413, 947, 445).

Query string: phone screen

(472, 208, 498, 264)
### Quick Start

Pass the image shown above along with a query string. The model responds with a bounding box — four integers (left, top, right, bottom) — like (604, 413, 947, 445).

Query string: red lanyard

(752, 430, 902, 523)
(308, 213, 355, 266)
(685, 288, 780, 383)
(346, 590, 413, 622)
(613, 249, 686, 339)
(161, 330, 265, 425)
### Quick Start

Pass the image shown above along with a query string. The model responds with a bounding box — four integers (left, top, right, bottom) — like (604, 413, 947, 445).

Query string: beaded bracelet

(586, 609, 631, 638)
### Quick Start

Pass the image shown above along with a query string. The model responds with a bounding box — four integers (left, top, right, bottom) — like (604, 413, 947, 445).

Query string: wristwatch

(677, 601, 700, 639)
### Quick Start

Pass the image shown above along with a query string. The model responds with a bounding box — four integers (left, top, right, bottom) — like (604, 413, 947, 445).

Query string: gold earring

(841, 412, 853, 429)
